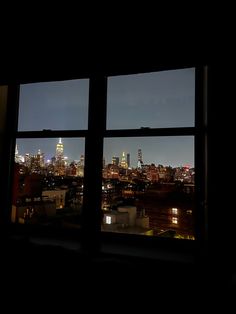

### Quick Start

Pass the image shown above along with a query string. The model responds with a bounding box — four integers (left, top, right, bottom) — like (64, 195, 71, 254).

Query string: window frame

(100, 66, 207, 251)
(2, 65, 208, 254)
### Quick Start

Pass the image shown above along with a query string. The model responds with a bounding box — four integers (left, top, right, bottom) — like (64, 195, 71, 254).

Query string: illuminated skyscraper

(15, 144, 19, 156)
(55, 138, 65, 175)
(24, 153, 31, 168)
(37, 149, 45, 167)
(137, 149, 144, 169)
(15, 144, 19, 163)
(15, 144, 24, 164)
(56, 138, 64, 160)
(120, 151, 128, 169)
(79, 154, 84, 167)
(77, 154, 84, 177)
(112, 156, 119, 166)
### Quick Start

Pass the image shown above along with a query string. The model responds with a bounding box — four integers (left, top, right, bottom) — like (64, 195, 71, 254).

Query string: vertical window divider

(82, 75, 107, 253)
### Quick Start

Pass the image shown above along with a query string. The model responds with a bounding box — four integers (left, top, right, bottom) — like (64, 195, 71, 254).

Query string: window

(106, 69, 195, 129)
(172, 217, 178, 224)
(11, 79, 89, 231)
(105, 216, 112, 224)
(18, 79, 89, 131)
(101, 67, 206, 241)
(102, 136, 195, 238)
(5, 65, 207, 251)
(172, 208, 178, 215)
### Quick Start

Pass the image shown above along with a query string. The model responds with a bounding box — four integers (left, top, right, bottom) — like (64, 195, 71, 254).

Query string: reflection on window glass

(12, 138, 85, 229)
(101, 137, 195, 240)
(107, 68, 195, 129)
(18, 79, 89, 131)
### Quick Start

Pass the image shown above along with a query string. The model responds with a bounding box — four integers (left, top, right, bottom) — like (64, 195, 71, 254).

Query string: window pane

(107, 68, 195, 129)
(12, 138, 85, 230)
(102, 137, 195, 239)
(18, 79, 89, 131)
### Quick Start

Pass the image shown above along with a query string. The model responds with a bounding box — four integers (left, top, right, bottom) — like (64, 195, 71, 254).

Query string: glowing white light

(106, 216, 112, 224)
(172, 208, 178, 215)
(172, 217, 178, 224)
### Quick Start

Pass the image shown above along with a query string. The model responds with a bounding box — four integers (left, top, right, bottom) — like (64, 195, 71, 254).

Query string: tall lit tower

(15, 144, 19, 156)
(137, 149, 144, 169)
(77, 154, 85, 177)
(112, 156, 119, 166)
(55, 138, 65, 175)
(80, 154, 84, 167)
(15, 144, 19, 162)
(120, 151, 128, 169)
(37, 149, 45, 167)
(15, 144, 24, 163)
(56, 138, 64, 160)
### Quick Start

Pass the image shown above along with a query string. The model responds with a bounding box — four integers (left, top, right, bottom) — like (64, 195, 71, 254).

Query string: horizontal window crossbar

(104, 127, 196, 137)
(16, 127, 205, 139)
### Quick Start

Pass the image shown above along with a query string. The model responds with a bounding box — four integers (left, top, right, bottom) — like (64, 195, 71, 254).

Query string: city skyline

(17, 68, 195, 167)
(16, 136, 194, 168)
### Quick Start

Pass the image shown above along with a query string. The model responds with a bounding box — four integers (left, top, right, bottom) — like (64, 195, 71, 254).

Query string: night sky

(17, 68, 195, 168)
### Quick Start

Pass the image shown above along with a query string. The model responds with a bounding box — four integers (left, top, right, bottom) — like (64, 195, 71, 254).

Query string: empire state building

(56, 138, 64, 160)
(55, 138, 65, 175)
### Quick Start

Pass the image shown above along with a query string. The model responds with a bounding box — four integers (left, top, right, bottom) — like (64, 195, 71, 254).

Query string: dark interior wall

(0, 58, 201, 84)
(0, 86, 8, 149)
(0, 86, 9, 223)
(207, 65, 233, 272)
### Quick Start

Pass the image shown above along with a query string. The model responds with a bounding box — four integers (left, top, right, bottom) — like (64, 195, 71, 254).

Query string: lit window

(172, 217, 178, 224)
(106, 216, 112, 224)
(172, 208, 178, 215)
